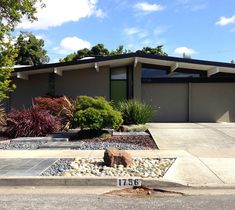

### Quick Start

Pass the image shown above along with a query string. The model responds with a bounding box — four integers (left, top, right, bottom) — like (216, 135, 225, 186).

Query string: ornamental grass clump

(117, 100, 155, 125)
(34, 96, 75, 130)
(72, 96, 123, 130)
(0, 104, 6, 127)
(6, 108, 61, 138)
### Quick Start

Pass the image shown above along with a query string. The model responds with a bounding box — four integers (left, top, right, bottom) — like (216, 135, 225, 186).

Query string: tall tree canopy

(15, 32, 49, 65)
(59, 44, 167, 62)
(135, 45, 167, 56)
(0, 0, 44, 100)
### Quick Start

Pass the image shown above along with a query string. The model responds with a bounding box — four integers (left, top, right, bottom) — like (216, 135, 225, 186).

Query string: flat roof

(12, 53, 235, 80)
(13, 53, 235, 72)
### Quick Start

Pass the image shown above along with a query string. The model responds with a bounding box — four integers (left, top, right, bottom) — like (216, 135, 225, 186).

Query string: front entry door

(110, 67, 127, 103)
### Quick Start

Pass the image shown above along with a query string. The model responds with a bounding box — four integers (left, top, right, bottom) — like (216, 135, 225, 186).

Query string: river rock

(103, 147, 133, 167)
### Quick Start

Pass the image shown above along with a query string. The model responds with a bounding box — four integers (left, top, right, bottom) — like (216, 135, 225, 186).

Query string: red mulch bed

(71, 130, 157, 149)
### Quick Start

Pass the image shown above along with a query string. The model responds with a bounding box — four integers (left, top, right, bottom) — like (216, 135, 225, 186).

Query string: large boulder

(103, 147, 133, 167)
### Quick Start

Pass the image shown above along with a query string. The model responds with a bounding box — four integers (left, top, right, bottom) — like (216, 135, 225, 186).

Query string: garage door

(191, 83, 235, 122)
(141, 83, 188, 122)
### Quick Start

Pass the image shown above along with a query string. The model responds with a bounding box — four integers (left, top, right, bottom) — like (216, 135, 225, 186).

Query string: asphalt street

(0, 188, 235, 210)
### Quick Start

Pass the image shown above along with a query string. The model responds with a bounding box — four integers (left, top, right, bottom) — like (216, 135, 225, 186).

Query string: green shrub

(117, 99, 155, 125)
(72, 96, 123, 130)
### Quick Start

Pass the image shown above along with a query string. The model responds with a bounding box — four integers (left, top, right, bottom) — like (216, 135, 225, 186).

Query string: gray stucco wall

(55, 66, 109, 99)
(10, 73, 49, 110)
(9, 66, 110, 110)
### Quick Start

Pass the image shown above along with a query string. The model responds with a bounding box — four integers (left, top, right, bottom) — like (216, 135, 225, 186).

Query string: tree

(182, 52, 191, 59)
(0, 0, 44, 100)
(59, 44, 168, 62)
(90, 44, 109, 57)
(110, 45, 132, 55)
(136, 45, 168, 56)
(59, 52, 77, 62)
(76, 48, 92, 59)
(15, 32, 49, 65)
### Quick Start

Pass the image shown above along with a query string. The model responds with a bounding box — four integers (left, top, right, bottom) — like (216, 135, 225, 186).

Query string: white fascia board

(134, 57, 138, 68)
(94, 62, 99, 72)
(17, 72, 28, 80)
(207, 67, 220, 77)
(54, 67, 63, 76)
(170, 62, 179, 72)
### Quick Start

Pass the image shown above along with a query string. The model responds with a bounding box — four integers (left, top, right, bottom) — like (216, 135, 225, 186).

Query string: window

(111, 68, 127, 80)
(142, 66, 202, 80)
(142, 68, 168, 78)
(168, 71, 200, 78)
(110, 68, 127, 102)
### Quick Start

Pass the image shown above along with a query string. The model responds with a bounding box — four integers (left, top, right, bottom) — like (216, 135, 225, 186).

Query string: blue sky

(16, 0, 235, 63)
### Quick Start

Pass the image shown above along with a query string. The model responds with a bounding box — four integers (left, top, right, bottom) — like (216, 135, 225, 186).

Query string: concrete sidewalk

(0, 149, 233, 188)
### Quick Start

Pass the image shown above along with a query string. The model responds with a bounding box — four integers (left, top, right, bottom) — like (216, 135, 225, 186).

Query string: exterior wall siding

(55, 66, 109, 99)
(10, 73, 49, 110)
(141, 83, 188, 122)
(9, 66, 110, 110)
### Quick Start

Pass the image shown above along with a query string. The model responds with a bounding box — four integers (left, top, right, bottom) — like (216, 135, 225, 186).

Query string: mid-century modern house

(7, 53, 235, 122)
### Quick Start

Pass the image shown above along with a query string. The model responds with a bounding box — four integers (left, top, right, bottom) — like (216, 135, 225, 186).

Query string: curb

(147, 129, 160, 149)
(0, 177, 234, 189)
(0, 177, 184, 187)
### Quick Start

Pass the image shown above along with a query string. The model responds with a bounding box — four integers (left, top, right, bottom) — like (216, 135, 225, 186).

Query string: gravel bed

(41, 158, 175, 178)
(73, 135, 157, 149)
(41, 159, 72, 176)
(0, 141, 47, 150)
(70, 142, 150, 150)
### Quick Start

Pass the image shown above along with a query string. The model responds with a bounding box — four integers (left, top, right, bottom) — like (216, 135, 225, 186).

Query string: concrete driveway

(148, 123, 235, 185)
(148, 123, 235, 152)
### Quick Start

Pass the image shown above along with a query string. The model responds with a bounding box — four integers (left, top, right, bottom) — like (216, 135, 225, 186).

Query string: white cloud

(17, 0, 104, 30)
(153, 26, 166, 36)
(124, 27, 141, 36)
(124, 27, 148, 39)
(35, 34, 52, 45)
(95, 8, 106, 18)
(134, 2, 164, 13)
(174, 47, 197, 55)
(123, 26, 167, 52)
(54, 36, 91, 55)
(176, 0, 206, 11)
(216, 15, 235, 26)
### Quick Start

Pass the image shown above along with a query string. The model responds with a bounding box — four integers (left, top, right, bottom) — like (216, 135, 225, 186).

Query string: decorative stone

(63, 172, 71, 177)
(103, 147, 133, 167)
(70, 162, 79, 169)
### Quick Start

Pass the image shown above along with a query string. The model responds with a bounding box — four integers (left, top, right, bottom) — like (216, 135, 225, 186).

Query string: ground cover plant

(72, 96, 123, 130)
(116, 99, 155, 125)
(6, 108, 61, 138)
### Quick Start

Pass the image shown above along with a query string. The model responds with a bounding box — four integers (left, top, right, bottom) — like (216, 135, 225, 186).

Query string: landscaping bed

(0, 140, 47, 150)
(0, 96, 157, 150)
(41, 158, 175, 178)
(0, 134, 157, 150)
